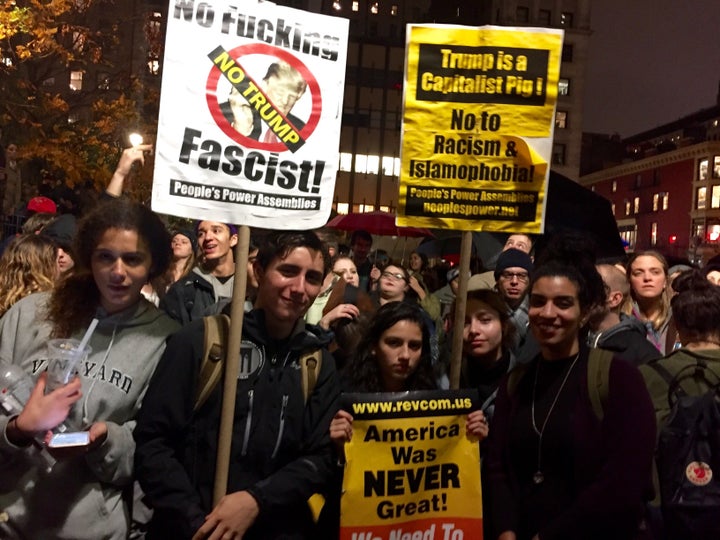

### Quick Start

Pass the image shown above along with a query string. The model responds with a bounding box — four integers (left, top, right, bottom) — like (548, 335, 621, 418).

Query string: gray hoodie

(0, 291, 179, 540)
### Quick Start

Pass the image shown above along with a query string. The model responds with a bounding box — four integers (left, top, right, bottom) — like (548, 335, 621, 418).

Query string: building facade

(286, 0, 592, 213)
(580, 103, 720, 264)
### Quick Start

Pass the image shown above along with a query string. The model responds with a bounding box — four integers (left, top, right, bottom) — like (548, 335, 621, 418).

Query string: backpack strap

(300, 349, 322, 403)
(506, 363, 530, 397)
(587, 347, 613, 422)
(194, 314, 231, 412)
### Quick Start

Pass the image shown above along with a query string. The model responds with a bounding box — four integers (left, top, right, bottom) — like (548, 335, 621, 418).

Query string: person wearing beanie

(160, 220, 238, 324)
(493, 248, 534, 350)
(40, 214, 77, 275)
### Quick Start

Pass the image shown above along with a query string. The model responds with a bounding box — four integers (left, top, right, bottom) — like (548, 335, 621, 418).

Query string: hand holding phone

(48, 431, 90, 448)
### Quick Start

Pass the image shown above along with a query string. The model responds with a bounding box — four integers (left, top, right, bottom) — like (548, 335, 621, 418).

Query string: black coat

(134, 309, 340, 539)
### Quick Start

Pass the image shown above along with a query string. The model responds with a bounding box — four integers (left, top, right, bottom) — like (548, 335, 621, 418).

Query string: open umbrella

(326, 210, 433, 238)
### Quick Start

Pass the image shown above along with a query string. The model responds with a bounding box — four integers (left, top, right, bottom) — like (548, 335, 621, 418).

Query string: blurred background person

(588, 263, 661, 366)
(625, 250, 674, 354)
(41, 214, 77, 276)
(0, 234, 57, 318)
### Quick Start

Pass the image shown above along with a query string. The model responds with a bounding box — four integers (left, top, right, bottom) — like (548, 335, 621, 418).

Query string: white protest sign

(152, 0, 348, 229)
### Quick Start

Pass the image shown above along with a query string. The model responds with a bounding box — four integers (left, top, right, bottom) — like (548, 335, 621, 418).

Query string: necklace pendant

(533, 471, 545, 484)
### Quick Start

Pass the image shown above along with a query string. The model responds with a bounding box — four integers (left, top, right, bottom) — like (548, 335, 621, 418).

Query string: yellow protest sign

(340, 390, 481, 540)
(398, 25, 564, 233)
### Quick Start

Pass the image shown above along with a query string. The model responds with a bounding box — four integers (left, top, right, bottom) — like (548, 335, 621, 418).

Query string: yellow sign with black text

(340, 390, 482, 540)
(398, 25, 564, 233)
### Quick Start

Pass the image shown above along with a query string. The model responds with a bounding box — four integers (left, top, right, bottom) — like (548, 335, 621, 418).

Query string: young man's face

(254, 246, 325, 334)
(196, 221, 237, 261)
(503, 234, 532, 254)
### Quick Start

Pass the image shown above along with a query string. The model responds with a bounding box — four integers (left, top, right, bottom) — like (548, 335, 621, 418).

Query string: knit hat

(446, 268, 460, 283)
(494, 248, 533, 280)
(41, 214, 76, 250)
(174, 228, 198, 253)
(26, 196, 57, 215)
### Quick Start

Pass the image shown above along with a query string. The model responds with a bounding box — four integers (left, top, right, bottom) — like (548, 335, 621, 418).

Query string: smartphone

(48, 431, 90, 448)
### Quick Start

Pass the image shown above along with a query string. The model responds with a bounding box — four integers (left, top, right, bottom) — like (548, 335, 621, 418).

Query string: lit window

(653, 193, 659, 211)
(339, 153, 353, 172)
(352, 1, 358, 11)
(662, 192, 669, 210)
(714, 156, 720, 179)
(355, 154, 367, 174)
(633, 196, 640, 214)
(332, 1, 341, 10)
(391, 5, 398, 16)
(379, 206, 390, 212)
(370, 2, 378, 14)
(69, 70, 83, 91)
(709, 224, 720, 242)
(538, 9, 551, 25)
(97, 73, 109, 90)
(147, 57, 160, 75)
(381, 156, 395, 175)
(611, 203, 615, 215)
(1, 50, 12, 67)
(393, 157, 401, 176)
(612, 180, 617, 193)
(697, 187, 707, 209)
(651, 222, 658, 246)
(366, 155, 379, 174)
(72, 31, 87, 53)
(712, 186, 720, 208)
(555, 111, 567, 129)
(552, 143, 565, 165)
(336, 203, 349, 214)
(558, 78, 569, 96)
(625, 200, 631, 215)
(560, 12, 574, 27)
(699, 158, 709, 180)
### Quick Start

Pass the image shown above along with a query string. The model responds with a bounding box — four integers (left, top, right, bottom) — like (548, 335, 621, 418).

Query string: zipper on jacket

(241, 389, 254, 456)
(271, 394, 289, 459)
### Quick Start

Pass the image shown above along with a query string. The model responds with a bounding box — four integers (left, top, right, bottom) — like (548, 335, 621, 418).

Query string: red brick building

(580, 103, 720, 264)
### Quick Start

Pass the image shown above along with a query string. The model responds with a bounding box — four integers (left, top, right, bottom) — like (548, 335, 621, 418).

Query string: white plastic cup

(44, 338, 92, 394)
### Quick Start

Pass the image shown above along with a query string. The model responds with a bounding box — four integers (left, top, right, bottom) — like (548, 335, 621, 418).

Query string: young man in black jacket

(160, 220, 238, 324)
(134, 230, 339, 539)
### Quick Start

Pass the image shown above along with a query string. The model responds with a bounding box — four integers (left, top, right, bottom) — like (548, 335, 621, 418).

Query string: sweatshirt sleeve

(245, 349, 341, 514)
(134, 321, 207, 537)
(538, 359, 656, 540)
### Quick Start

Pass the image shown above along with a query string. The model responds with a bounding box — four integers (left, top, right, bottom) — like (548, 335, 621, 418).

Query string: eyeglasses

(499, 271, 529, 283)
(382, 271, 406, 282)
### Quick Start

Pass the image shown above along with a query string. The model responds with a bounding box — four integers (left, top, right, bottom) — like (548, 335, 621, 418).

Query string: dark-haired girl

(487, 257, 655, 540)
(0, 198, 179, 539)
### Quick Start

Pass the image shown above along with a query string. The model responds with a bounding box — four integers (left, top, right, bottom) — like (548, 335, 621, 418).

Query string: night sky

(583, 0, 720, 138)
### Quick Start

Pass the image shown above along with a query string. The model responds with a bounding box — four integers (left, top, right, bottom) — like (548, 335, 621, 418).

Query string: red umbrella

(326, 210, 433, 237)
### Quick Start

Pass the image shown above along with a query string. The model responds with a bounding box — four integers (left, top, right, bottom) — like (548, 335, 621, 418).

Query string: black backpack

(650, 359, 720, 540)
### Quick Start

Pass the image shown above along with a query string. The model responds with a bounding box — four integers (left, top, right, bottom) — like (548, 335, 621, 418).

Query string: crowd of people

(1, 145, 720, 540)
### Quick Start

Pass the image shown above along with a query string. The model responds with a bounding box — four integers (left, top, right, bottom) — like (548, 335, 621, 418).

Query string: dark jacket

(588, 314, 662, 367)
(486, 346, 656, 540)
(160, 268, 233, 325)
(134, 309, 340, 539)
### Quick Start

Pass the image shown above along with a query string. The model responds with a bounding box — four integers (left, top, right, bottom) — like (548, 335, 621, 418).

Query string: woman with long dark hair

(486, 245, 656, 540)
(0, 199, 179, 539)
